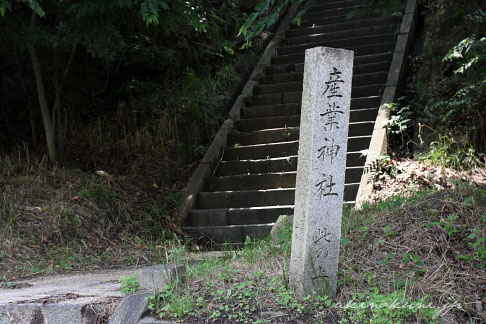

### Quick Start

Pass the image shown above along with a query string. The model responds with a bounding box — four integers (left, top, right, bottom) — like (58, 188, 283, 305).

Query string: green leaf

(27, 1, 45, 17)
(294, 16, 302, 26)
(0, 0, 12, 16)
(341, 237, 351, 246)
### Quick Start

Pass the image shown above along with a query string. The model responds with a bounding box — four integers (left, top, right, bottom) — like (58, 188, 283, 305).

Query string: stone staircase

(183, 0, 403, 244)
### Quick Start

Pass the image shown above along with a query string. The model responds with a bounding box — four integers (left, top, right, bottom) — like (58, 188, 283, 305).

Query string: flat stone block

(108, 292, 150, 324)
(138, 264, 186, 292)
(0, 304, 42, 324)
(0, 301, 107, 324)
(42, 302, 90, 324)
(243, 224, 273, 239)
(270, 215, 294, 241)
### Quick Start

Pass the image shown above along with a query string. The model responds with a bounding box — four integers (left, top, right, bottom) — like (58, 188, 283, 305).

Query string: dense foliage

(412, 0, 486, 167)
(238, 0, 314, 48)
(0, 0, 259, 164)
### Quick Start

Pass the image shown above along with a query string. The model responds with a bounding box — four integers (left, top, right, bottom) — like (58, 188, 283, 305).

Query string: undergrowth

(145, 227, 342, 324)
(0, 16, 260, 285)
(410, 1, 486, 167)
(341, 183, 486, 323)
(138, 184, 486, 324)
(0, 149, 183, 284)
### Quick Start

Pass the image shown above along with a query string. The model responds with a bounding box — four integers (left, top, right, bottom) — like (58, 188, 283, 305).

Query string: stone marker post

(290, 47, 353, 298)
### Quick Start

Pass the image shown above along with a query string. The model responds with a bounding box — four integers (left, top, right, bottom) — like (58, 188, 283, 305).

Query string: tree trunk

(29, 47, 57, 163)
(54, 81, 64, 157)
(28, 12, 75, 163)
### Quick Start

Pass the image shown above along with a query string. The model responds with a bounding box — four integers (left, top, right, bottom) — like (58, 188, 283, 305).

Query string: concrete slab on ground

(0, 263, 186, 324)
(0, 267, 140, 304)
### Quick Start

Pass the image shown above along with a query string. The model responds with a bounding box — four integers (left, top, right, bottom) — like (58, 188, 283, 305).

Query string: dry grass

(0, 147, 189, 284)
(340, 184, 486, 323)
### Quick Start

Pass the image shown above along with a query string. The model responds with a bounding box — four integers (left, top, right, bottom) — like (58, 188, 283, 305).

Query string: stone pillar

(289, 46, 353, 298)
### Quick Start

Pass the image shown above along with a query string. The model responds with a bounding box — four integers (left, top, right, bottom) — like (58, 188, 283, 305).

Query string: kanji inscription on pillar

(289, 47, 353, 298)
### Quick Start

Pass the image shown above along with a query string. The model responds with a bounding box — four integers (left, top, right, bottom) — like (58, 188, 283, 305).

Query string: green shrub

(120, 271, 140, 294)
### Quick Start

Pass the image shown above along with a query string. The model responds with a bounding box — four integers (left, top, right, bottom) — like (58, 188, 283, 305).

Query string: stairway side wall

(355, 0, 418, 208)
(175, 3, 301, 226)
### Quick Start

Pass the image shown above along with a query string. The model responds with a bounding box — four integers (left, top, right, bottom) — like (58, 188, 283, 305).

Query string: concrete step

(241, 103, 301, 119)
(195, 184, 359, 209)
(258, 71, 388, 92)
(188, 206, 294, 227)
(228, 126, 300, 145)
(232, 117, 373, 136)
(196, 188, 296, 209)
(240, 97, 380, 119)
(223, 142, 366, 166)
(301, 3, 388, 22)
(282, 24, 398, 47)
(353, 84, 384, 98)
(215, 156, 299, 176)
(307, 0, 386, 14)
(298, 11, 385, 28)
(206, 172, 296, 191)
(215, 156, 364, 179)
(246, 91, 301, 107)
(215, 156, 364, 178)
(254, 82, 303, 95)
(350, 96, 382, 110)
(235, 115, 301, 132)
(278, 33, 397, 56)
(240, 104, 378, 122)
(260, 70, 388, 86)
(286, 15, 400, 39)
(354, 60, 392, 75)
(207, 167, 364, 191)
(247, 84, 382, 107)
(179, 0, 408, 245)
(223, 141, 299, 160)
(183, 224, 274, 244)
(266, 55, 392, 76)
(228, 127, 371, 148)
(272, 42, 395, 65)
(350, 107, 379, 122)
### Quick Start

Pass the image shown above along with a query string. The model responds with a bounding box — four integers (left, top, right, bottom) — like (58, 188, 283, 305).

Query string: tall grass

(66, 53, 258, 175)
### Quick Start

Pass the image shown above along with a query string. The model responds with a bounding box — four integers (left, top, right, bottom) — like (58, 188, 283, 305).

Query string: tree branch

(29, 11, 57, 162)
